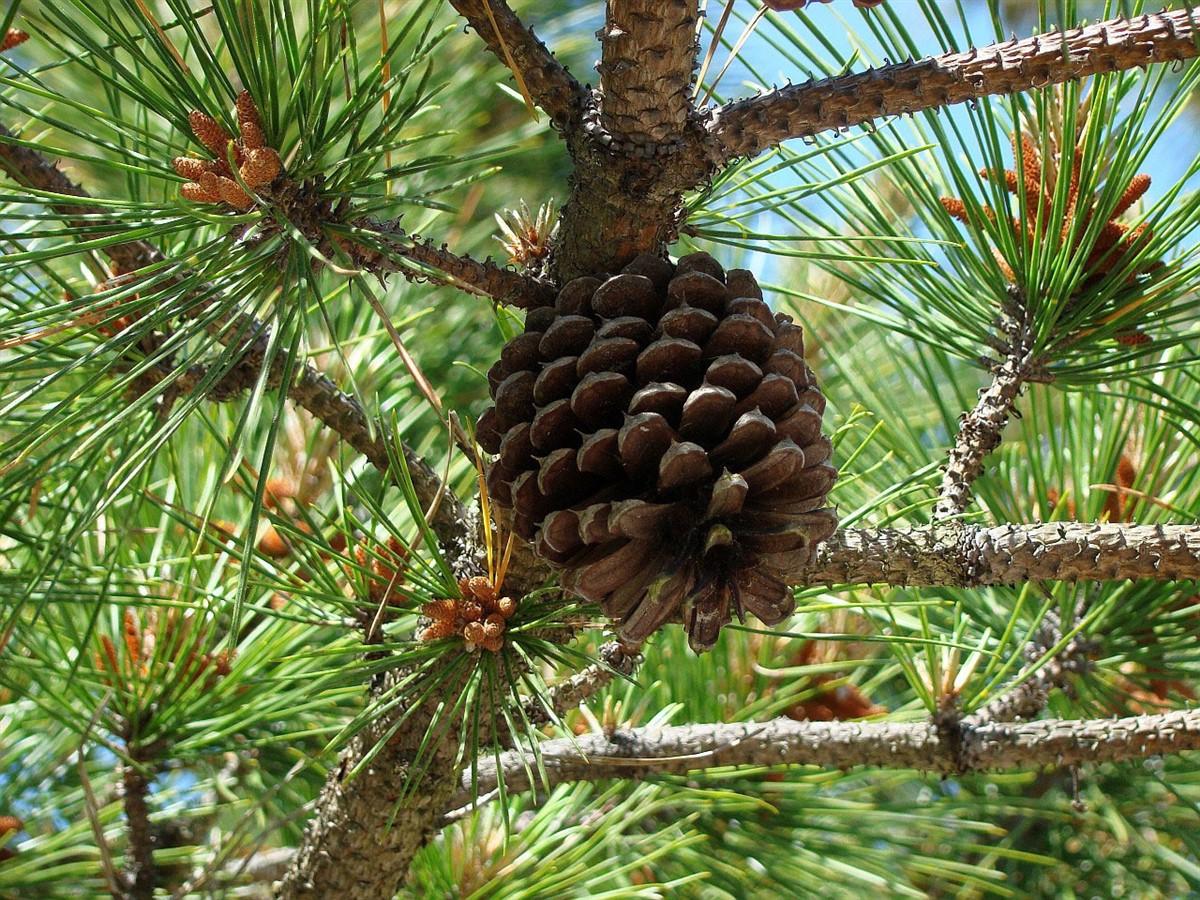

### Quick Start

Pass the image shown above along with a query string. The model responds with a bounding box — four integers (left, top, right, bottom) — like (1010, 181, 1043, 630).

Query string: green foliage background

(2, 0, 1200, 896)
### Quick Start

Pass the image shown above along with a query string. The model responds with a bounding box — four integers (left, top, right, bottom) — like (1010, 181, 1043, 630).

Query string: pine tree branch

(969, 631, 1094, 724)
(596, 1, 700, 149)
(0, 123, 470, 551)
(448, 707, 1200, 802)
(799, 522, 1200, 587)
(448, 0, 587, 131)
(275, 671, 474, 900)
(442, 520, 1200, 606)
(706, 8, 1200, 166)
(348, 219, 556, 308)
(119, 756, 155, 900)
(934, 288, 1042, 520)
(522, 641, 642, 731)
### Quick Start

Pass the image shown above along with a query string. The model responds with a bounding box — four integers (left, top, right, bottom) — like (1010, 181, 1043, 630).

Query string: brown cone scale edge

(478, 253, 838, 652)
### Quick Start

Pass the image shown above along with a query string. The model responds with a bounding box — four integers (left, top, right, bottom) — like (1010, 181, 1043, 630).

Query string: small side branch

(523, 641, 642, 730)
(798, 523, 1200, 587)
(706, 8, 1200, 165)
(596, 1, 699, 148)
(449, 0, 586, 131)
(969, 630, 1094, 724)
(935, 289, 1042, 520)
(351, 219, 556, 308)
(448, 708, 1200, 802)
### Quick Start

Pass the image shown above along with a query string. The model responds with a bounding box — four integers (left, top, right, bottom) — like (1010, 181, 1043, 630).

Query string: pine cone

(477, 253, 837, 652)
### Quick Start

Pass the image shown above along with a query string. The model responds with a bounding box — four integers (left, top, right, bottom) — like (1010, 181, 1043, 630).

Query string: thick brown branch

(800, 523, 1200, 587)
(426, 521, 1200, 608)
(449, 708, 1200, 803)
(0, 124, 470, 552)
(549, 2, 709, 279)
(449, 0, 586, 131)
(597, 1, 699, 147)
(707, 8, 1200, 165)
(276, 672, 474, 900)
(119, 756, 155, 900)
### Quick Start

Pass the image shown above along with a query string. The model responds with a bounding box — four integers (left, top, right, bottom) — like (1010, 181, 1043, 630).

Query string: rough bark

(447, 708, 1200, 803)
(522, 641, 642, 731)
(120, 758, 155, 900)
(448, 0, 586, 130)
(440, 521, 1200, 604)
(968, 630, 1094, 724)
(551, 127, 710, 279)
(597, 1, 698, 147)
(799, 522, 1200, 587)
(354, 219, 556, 307)
(934, 293, 1041, 519)
(275, 673, 469, 900)
(933, 362, 1030, 519)
(707, 9, 1200, 165)
(551, 3, 710, 280)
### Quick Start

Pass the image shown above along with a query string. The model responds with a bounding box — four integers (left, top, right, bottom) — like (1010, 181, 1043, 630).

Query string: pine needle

(482, 0, 538, 121)
(378, 0, 393, 184)
(699, 6, 766, 107)
(695, 0, 737, 100)
(132, 0, 191, 77)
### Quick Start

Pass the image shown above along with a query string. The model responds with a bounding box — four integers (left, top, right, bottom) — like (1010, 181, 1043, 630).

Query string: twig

(934, 287, 1043, 520)
(968, 627, 1094, 725)
(449, 0, 587, 131)
(349, 219, 556, 307)
(77, 696, 125, 899)
(522, 640, 643, 731)
(446, 707, 1200, 803)
(706, 8, 1200, 165)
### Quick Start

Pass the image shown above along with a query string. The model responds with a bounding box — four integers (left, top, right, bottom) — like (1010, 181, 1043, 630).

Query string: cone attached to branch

(477, 253, 838, 652)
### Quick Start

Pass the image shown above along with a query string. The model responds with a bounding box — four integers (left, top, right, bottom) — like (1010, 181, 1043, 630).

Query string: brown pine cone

(477, 253, 837, 652)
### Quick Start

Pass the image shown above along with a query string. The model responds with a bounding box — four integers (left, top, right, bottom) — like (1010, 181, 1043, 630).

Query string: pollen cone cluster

(174, 91, 282, 211)
(418, 576, 518, 653)
(477, 253, 838, 652)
